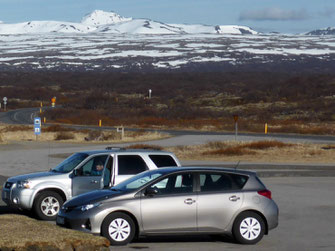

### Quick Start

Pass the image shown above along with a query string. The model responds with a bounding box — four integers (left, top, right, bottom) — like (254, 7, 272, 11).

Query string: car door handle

(229, 195, 240, 202)
(90, 180, 98, 184)
(184, 198, 196, 205)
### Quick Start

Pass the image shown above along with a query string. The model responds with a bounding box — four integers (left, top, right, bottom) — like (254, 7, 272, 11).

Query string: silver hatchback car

(57, 167, 278, 245)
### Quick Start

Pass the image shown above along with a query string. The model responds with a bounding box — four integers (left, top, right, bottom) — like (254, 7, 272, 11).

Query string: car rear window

(149, 155, 178, 167)
(200, 172, 248, 192)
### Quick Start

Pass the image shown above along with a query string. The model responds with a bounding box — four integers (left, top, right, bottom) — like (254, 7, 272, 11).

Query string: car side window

(118, 155, 148, 175)
(150, 173, 193, 195)
(77, 155, 108, 176)
(148, 155, 178, 167)
(200, 173, 248, 192)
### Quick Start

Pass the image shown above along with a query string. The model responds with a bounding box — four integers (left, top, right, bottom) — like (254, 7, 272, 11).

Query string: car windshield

(113, 170, 164, 192)
(51, 153, 89, 173)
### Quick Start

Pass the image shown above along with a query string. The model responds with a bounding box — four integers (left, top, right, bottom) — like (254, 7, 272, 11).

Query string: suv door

(114, 154, 149, 185)
(140, 173, 197, 233)
(72, 154, 109, 196)
(196, 172, 246, 231)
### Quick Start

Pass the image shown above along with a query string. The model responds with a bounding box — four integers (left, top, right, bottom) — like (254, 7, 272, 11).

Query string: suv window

(199, 172, 248, 192)
(149, 155, 178, 167)
(77, 155, 108, 176)
(118, 155, 148, 175)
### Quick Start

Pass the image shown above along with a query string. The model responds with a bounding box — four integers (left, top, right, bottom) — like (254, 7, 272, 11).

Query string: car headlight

(17, 180, 31, 189)
(80, 202, 101, 212)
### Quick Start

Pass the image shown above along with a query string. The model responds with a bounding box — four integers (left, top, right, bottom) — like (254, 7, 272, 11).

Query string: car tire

(233, 211, 265, 244)
(33, 191, 64, 221)
(101, 212, 136, 246)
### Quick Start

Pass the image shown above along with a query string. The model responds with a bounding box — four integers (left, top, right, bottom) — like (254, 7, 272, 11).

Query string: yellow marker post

(39, 108, 42, 114)
(44, 117, 46, 123)
(99, 120, 102, 127)
(265, 123, 268, 134)
(40, 102, 43, 107)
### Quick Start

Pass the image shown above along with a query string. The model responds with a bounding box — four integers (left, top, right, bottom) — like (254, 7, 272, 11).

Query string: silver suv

(2, 148, 180, 220)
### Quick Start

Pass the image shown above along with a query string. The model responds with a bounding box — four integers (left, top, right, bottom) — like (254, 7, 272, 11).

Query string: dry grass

(0, 214, 109, 250)
(202, 140, 291, 156)
(168, 140, 335, 163)
(126, 144, 164, 151)
(0, 124, 169, 144)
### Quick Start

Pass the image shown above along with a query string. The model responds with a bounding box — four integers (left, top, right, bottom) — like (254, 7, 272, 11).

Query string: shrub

(243, 140, 292, 150)
(54, 132, 74, 140)
(0, 125, 31, 132)
(44, 124, 74, 132)
(126, 144, 163, 151)
(204, 146, 256, 156)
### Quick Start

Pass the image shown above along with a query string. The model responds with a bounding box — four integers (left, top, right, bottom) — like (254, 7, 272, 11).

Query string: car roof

(155, 166, 256, 176)
(78, 148, 173, 156)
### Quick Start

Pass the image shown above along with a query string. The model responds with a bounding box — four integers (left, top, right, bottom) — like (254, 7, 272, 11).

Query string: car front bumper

(2, 184, 34, 210)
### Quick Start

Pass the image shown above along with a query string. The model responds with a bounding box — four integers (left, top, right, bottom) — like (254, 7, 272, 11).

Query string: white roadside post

(3, 97, 7, 111)
(233, 115, 239, 141)
(148, 89, 152, 99)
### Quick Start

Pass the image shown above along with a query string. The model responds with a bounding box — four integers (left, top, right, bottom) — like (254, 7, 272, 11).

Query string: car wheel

(101, 212, 136, 246)
(233, 211, 265, 244)
(33, 191, 63, 221)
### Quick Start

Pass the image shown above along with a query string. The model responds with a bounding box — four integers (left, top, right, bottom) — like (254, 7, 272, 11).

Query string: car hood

(64, 189, 125, 208)
(7, 171, 63, 183)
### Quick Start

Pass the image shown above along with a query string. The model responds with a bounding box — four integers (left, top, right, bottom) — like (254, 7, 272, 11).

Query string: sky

(0, 0, 334, 33)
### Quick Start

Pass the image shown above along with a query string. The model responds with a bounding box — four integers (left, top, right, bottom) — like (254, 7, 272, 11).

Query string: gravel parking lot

(1, 140, 334, 250)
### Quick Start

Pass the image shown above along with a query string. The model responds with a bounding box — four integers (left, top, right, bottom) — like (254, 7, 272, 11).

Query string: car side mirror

(145, 187, 158, 197)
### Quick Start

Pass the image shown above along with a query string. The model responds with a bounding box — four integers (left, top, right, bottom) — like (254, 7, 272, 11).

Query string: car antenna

(234, 160, 240, 170)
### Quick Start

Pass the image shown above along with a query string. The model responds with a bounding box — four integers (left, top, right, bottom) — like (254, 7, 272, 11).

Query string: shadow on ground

(133, 234, 236, 244)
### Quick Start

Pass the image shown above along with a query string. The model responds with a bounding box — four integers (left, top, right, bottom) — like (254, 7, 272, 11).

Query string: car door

(196, 172, 245, 232)
(140, 173, 197, 233)
(114, 154, 149, 185)
(72, 154, 109, 196)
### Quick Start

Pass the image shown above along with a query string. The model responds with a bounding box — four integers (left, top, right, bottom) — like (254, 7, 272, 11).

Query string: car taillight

(258, 189, 272, 200)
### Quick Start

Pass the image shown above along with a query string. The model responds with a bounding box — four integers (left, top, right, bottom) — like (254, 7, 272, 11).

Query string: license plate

(56, 216, 65, 225)
(3, 191, 8, 199)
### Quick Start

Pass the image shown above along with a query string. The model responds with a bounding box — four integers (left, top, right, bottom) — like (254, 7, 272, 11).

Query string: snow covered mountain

(81, 10, 132, 26)
(306, 27, 335, 35)
(0, 10, 257, 35)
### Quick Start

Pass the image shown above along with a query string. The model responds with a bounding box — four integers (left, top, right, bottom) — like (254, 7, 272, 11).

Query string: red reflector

(258, 189, 272, 200)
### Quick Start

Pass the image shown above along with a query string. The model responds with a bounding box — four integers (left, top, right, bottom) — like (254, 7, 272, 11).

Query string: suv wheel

(101, 212, 135, 246)
(34, 191, 63, 220)
(233, 211, 265, 244)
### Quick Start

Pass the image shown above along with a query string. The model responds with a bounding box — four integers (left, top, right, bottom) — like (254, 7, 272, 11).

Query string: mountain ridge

(0, 10, 257, 35)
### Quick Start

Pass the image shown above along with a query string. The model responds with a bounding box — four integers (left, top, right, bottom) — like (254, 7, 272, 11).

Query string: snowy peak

(81, 10, 132, 26)
(0, 10, 259, 35)
(216, 25, 258, 35)
(306, 27, 335, 36)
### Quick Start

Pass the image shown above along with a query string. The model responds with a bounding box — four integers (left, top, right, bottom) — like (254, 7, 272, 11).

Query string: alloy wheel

(40, 196, 60, 217)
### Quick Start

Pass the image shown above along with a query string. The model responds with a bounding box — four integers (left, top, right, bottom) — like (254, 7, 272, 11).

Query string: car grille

(4, 182, 13, 189)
